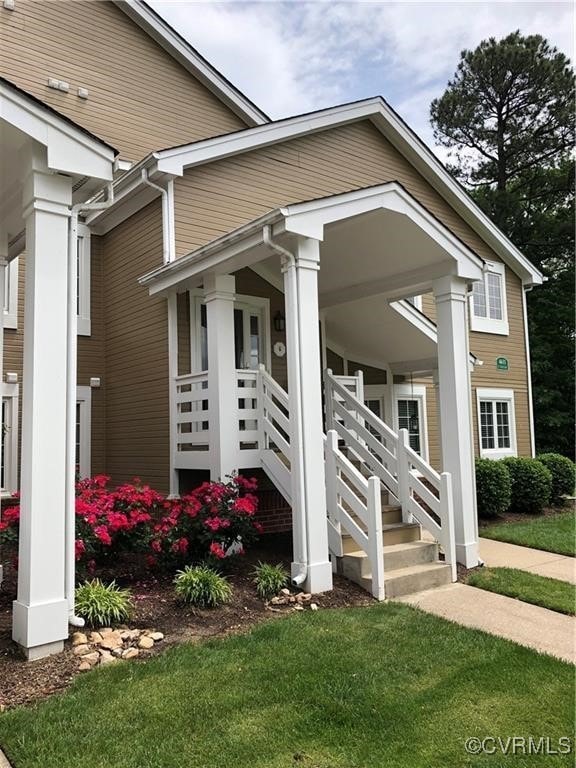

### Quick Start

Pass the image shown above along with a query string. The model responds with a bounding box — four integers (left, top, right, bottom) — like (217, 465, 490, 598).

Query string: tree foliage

(430, 32, 575, 456)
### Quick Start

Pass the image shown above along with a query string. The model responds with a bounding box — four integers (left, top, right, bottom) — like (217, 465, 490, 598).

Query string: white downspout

(66, 183, 114, 626)
(141, 170, 175, 264)
(262, 225, 307, 586)
(522, 285, 536, 457)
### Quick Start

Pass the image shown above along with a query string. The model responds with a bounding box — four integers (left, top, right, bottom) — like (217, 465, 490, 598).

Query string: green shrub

(475, 459, 511, 518)
(536, 454, 576, 505)
(502, 457, 552, 514)
(75, 579, 133, 627)
(174, 565, 232, 608)
(253, 562, 289, 599)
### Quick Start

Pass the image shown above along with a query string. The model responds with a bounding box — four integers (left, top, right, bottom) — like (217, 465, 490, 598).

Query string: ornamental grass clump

(75, 579, 134, 627)
(174, 565, 232, 608)
(253, 561, 289, 599)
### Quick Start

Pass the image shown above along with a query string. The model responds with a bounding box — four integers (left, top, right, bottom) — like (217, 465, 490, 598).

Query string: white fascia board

(1, 83, 115, 180)
(115, 0, 267, 127)
(156, 98, 383, 173)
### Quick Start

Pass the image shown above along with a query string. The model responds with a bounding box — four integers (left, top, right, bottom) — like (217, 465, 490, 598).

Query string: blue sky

(149, 1, 574, 159)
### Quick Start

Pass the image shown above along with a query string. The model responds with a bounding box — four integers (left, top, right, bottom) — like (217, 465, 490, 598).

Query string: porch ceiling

(325, 296, 438, 373)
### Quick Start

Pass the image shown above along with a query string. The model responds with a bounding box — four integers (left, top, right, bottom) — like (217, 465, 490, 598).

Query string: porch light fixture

(273, 311, 286, 333)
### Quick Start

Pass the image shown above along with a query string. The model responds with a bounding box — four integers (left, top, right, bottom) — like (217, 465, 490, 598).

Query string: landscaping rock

(71, 632, 88, 646)
(122, 648, 139, 660)
(72, 644, 91, 656)
(138, 635, 154, 650)
(310, 603, 319, 611)
(119, 630, 131, 641)
(149, 632, 164, 642)
(280, 588, 291, 596)
(78, 661, 92, 672)
(82, 652, 100, 666)
(99, 631, 123, 651)
(99, 627, 113, 636)
(111, 648, 124, 658)
(98, 650, 117, 665)
(89, 631, 103, 644)
(298, 593, 312, 602)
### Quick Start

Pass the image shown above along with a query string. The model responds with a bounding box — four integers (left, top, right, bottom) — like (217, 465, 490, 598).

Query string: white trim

(1, 382, 19, 494)
(3, 258, 18, 330)
(470, 261, 509, 336)
(476, 387, 517, 460)
(114, 0, 267, 126)
(393, 383, 429, 462)
(76, 223, 91, 336)
(76, 386, 92, 479)
(522, 288, 536, 457)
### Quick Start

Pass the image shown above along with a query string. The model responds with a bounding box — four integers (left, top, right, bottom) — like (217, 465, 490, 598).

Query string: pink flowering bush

(0, 474, 261, 573)
(150, 475, 262, 568)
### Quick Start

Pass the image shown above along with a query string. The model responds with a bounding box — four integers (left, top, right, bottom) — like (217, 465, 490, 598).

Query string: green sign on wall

(496, 357, 509, 371)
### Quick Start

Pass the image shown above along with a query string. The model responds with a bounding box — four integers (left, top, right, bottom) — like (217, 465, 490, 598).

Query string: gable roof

(114, 0, 268, 127)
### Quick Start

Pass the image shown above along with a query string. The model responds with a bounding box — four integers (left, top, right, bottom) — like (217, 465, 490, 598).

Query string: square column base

(12, 598, 68, 656)
(292, 561, 333, 594)
(455, 542, 479, 569)
(21, 640, 65, 661)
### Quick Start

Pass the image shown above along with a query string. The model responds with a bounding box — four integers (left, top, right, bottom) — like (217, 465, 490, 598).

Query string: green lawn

(467, 567, 576, 616)
(0, 604, 573, 768)
(481, 511, 575, 556)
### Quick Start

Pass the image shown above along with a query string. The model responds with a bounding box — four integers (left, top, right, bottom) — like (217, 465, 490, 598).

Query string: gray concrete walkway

(398, 583, 576, 664)
(479, 537, 576, 584)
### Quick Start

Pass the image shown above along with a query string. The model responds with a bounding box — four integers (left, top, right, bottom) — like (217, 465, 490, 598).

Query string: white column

(204, 274, 237, 480)
(0, 236, 6, 587)
(432, 369, 442, 467)
(433, 276, 478, 567)
(12, 148, 72, 659)
(167, 293, 179, 496)
(282, 237, 332, 593)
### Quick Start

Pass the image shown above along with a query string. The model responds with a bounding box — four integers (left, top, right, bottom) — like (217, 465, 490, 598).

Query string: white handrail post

(366, 475, 385, 601)
(257, 364, 266, 454)
(397, 428, 413, 524)
(325, 429, 341, 532)
(441, 471, 457, 582)
(355, 369, 365, 403)
(324, 369, 334, 432)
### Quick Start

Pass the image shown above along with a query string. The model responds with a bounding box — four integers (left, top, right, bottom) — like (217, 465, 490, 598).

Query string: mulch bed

(0, 538, 373, 711)
(479, 506, 570, 527)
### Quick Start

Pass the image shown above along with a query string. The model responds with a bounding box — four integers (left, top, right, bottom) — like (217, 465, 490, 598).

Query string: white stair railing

(257, 365, 292, 504)
(325, 430, 385, 600)
(324, 369, 456, 582)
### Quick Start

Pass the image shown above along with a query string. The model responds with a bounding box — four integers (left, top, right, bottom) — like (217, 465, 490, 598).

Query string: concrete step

(338, 540, 438, 580)
(379, 562, 453, 599)
(341, 522, 420, 553)
(342, 502, 402, 527)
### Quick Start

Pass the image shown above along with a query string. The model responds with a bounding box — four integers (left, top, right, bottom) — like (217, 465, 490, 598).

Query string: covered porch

(0, 78, 116, 658)
(140, 182, 485, 591)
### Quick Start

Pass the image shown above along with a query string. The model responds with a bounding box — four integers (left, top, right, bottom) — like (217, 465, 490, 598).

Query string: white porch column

(13, 149, 72, 659)
(167, 293, 179, 496)
(0, 236, 6, 587)
(282, 236, 332, 594)
(204, 273, 237, 480)
(433, 276, 478, 568)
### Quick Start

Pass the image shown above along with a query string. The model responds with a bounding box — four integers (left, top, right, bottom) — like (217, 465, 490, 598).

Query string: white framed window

(476, 388, 517, 459)
(1, 382, 19, 495)
(406, 295, 423, 312)
(393, 383, 429, 460)
(77, 223, 91, 336)
(191, 292, 271, 373)
(4, 258, 18, 330)
(470, 261, 508, 335)
(76, 386, 92, 479)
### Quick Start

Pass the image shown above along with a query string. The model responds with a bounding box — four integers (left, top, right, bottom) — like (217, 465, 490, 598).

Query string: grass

(0, 604, 573, 768)
(467, 567, 576, 616)
(481, 510, 575, 556)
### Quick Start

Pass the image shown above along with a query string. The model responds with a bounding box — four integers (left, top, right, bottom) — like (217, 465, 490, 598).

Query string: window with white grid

(476, 388, 516, 459)
(470, 261, 508, 335)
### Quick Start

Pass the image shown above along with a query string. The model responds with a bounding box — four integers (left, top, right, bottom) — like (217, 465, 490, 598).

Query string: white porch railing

(325, 430, 385, 600)
(174, 371, 211, 469)
(324, 369, 456, 581)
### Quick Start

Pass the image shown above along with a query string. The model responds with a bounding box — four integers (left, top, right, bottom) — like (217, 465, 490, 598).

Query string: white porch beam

(204, 273, 237, 480)
(282, 237, 332, 594)
(12, 147, 72, 659)
(433, 276, 478, 568)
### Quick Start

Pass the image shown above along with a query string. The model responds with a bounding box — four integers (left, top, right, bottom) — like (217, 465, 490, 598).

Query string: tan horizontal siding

(102, 200, 170, 491)
(0, 0, 246, 162)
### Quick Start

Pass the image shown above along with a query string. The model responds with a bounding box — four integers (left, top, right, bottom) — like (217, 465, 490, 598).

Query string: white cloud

(149, 0, 574, 156)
